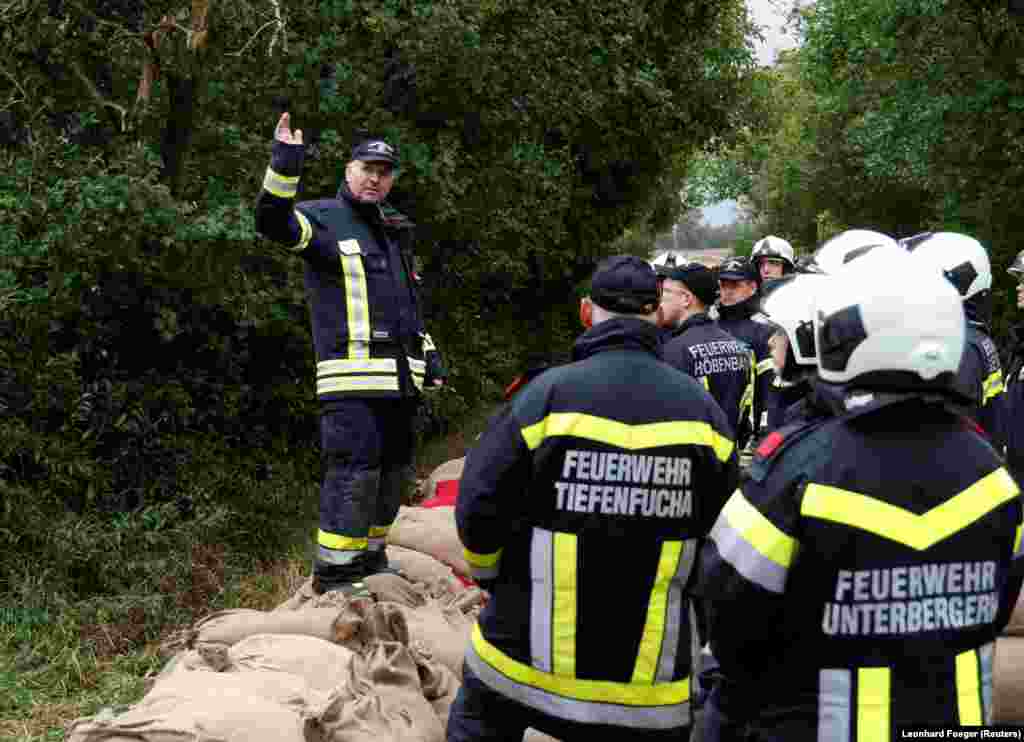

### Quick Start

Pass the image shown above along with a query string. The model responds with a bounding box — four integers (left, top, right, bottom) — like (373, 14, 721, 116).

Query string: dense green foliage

(686, 0, 1024, 338)
(0, 0, 756, 622)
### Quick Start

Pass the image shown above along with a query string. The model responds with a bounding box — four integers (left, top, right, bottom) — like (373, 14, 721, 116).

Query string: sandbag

(226, 633, 358, 693)
(364, 641, 445, 742)
(392, 600, 473, 680)
(994, 637, 1024, 723)
(141, 667, 314, 710)
(385, 545, 464, 592)
(189, 607, 344, 650)
(312, 645, 442, 742)
(425, 457, 465, 501)
(67, 690, 310, 742)
(411, 647, 460, 722)
(1005, 592, 1024, 636)
(388, 506, 470, 577)
(364, 572, 429, 609)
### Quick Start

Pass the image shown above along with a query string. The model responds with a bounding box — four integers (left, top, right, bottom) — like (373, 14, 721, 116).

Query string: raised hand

(274, 112, 303, 145)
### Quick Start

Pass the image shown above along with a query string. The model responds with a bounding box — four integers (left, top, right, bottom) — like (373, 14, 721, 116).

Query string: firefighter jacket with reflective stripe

(957, 324, 1007, 453)
(1006, 324, 1024, 485)
(456, 318, 740, 731)
(696, 396, 1024, 740)
(660, 313, 754, 448)
(714, 296, 777, 439)
(255, 141, 441, 399)
(766, 377, 811, 432)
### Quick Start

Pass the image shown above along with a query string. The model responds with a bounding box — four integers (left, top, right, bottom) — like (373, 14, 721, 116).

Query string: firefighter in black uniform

(713, 257, 775, 439)
(255, 113, 446, 595)
(695, 249, 1024, 741)
(448, 256, 739, 742)
(656, 259, 754, 448)
(1005, 249, 1024, 485)
(906, 232, 1007, 452)
(758, 274, 827, 430)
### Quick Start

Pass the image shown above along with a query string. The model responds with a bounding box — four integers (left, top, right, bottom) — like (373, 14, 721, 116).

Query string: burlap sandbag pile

(65, 457, 561, 742)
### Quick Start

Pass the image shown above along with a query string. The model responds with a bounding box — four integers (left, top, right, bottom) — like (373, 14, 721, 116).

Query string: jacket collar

(572, 317, 663, 362)
(337, 182, 387, 224)
(716, 294, 760, 322)
(673, 311, 713, 336)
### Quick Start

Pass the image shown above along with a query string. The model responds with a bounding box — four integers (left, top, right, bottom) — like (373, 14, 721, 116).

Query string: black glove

(425, 349, 447, 386)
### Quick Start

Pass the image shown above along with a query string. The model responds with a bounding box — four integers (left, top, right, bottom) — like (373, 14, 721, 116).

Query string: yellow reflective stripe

(520, 413, 734, 463)
(471, 625, 690, 706)
(856, 667, 890, 742)
(756, 357, 775, 375)
(408, 359, 426, 372)
(552, 532, 578, 677)
(721, 490, 798, 569)
(632, 540, 682, 684)
(317, 358, 398, 376)
(956, 649, 983, 725)
(317, 530, 368, 550)
(801, 468, 1020, 551)
(464, 547, 502, 568)
(369, 525, 390, 538)
(1015, 523, 1023, 558)
(340, 250, 370, 356)
(422, 333, 437, 352)
(700, 376, 710, 390)
(263, 167, 299, 198)
(294, 209, 313, 253)
(983, 370, 1005, 403)
(317, 376, 401, 394)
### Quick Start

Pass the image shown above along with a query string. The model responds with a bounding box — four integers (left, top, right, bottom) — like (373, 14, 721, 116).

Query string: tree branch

(226, 19, 278, 57)
(68, 59, 128, 132)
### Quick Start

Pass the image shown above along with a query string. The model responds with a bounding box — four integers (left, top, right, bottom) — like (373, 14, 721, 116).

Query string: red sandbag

(422, 480, 459, 509)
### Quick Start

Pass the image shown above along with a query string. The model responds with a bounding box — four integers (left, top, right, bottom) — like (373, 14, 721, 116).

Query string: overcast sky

(701, 0, 801, 226)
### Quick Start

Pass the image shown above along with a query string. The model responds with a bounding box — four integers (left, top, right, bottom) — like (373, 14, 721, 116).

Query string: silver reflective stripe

(465, 646, 690, 730)
(655, 539, 698, 682)
(709, 517, 788, 593)
(818, 669, 852, 742)
(980, 641, 994, 724)
(531, 527, 554, 673)
(340, 253, 371, 352)
(317, 545, 366, 565)
(470, 565, 500, 581)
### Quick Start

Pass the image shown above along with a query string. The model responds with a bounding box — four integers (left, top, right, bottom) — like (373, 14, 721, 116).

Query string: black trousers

(314, 397, 417, 586)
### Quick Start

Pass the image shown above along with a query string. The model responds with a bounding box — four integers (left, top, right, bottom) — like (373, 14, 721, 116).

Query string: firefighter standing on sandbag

(255, 112, 447, 597)
(694, 249, 1024, 741)
(448, 256, 739, 742)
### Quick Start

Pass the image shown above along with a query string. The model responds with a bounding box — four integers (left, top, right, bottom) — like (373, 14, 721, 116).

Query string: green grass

(0, 407, 497, 740)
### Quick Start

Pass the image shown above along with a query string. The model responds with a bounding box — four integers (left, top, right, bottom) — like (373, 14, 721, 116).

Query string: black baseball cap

(718, 256, 759, 282)
(351, 139, 399, 166)
(590, 255, 661, 314)
(662, 262, 719, 307)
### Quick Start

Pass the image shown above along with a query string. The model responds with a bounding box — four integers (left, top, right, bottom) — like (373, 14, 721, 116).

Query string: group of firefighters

(255, 122, 1024, 741)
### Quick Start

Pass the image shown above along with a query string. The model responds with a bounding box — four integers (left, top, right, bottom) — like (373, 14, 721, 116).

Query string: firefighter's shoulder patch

(749, 417, 833, 483)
